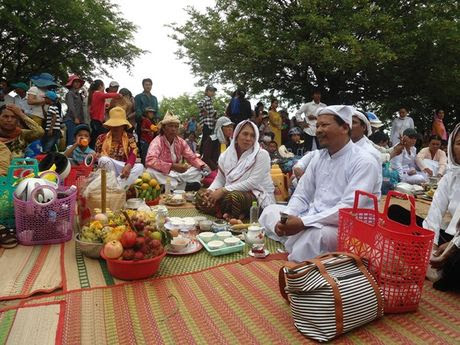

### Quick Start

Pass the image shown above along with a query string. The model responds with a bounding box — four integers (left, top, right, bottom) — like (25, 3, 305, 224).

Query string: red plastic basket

(101, 250, 166, 280)
(64, 164, 93, 187)
(14, 184, 77, 245)
(338, 190, 434, 313)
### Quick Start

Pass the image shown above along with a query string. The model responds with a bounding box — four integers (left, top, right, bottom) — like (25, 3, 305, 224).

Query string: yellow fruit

(90, 221, 103, 230)
(155, 184, 161, 190)
(141, 183, 149, 190)
(149, 179, 157, 187)
(135, 178, 143, 185)
(141, 172, 151, 182)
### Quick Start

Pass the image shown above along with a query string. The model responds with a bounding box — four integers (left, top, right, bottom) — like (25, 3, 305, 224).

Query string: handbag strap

(278, 267, 288, 301)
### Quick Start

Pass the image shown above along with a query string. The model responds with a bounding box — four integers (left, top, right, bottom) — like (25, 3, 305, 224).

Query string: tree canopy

(0, 0, 144, 84)
(159, 92, 229, 121)
(171, 0, 460, 132)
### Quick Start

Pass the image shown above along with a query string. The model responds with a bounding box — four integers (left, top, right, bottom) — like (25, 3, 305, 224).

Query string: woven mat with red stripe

(1, 260, 458, 344)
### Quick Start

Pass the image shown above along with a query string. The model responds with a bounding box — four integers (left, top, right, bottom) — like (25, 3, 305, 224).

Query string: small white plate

(164, 222, 194, 232)
(248, 249, 270, 258)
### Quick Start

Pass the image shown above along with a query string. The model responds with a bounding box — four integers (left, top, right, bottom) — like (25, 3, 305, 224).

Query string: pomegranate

(120, 231, 137, 249)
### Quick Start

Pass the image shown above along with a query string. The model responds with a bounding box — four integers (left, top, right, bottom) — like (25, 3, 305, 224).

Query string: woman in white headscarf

(196, 120, 275, 219)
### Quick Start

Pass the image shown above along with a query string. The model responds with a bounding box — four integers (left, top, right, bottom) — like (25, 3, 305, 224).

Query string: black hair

(75, 128, 90, 137)
(435, 109, 445, 115)
(270, 98, 278, 107)
(429, 135, 442, 142)
(369, 131, 389, 145)
(142, 78, 153, 86)
(119, 88, 132, 98)
(0, 104, 6, 113)
(262, 110, 268, 115)
(267, 132, 275, 140)
(268, 140, 278, 146)
(88, 79, 104, 106)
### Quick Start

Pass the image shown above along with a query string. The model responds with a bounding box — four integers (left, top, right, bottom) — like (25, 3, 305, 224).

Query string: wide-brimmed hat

(366, 111, 384, 128)
(11, 82, 28, 92)
(30, 73, 57, 88)
(65, 75, 84, 88)
(103, 107, 132, 128)
(159, 110, 180, 126)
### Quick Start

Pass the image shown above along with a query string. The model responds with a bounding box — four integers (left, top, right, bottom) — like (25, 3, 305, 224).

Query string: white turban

(317, 105, 354, 127)
(353, 110, 372, 136)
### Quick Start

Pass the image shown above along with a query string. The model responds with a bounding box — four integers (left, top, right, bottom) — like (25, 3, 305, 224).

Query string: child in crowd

(186, 116, 197, 135)
(41, 91, 62, 152)
(258, 112, 271, 136)
(260, 131, 275, 150)
(64, 124, 95, 165)
(266, 140, 282, 163)
(186, 132, 198, 153)
(140, 107, 158, 163)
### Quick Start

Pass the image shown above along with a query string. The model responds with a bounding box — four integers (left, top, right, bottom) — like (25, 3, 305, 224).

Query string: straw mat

(3, 260, 459, 345)
(0, 244, 63, 301)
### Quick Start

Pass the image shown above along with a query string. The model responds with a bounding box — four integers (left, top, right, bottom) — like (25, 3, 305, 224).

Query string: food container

(170, 237, 190, 251)
(125, 198, 147, 209)
(182, 217, 196, 227)
(216, 231, 232, 240)
(75, 233, 103, 259)
(224, 237, 240, 246)
(197, 236, 245, 256)
(207, 240, 224, 250)
(212, 219, 228, 232)
(100, 250, 166, 280)
(194, 216, 207, 223)
(198, 232, 215, 243)
(170, 218, 183, 228)
(173, 190, 186, 196)
(199, 220, 213, 231)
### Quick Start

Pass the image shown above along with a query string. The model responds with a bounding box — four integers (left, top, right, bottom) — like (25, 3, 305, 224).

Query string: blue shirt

(67, 145, 95, 164)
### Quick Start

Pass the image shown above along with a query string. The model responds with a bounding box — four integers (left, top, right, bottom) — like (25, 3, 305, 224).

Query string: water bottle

(249, 201, 259, 225)
(381, 162, 392, 195)
(165, 177, 171, 195)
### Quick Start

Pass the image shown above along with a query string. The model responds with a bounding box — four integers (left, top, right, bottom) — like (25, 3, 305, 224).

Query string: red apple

(122, 249, 135, 260)
(120, 231, 137, 249)
(134, 251, 145, 261)
(104, 240, 124, 259)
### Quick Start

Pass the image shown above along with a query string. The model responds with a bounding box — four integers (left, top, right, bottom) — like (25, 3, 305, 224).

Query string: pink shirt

(146, 135, 205, 174)
(416, 147, 447, 176)
(89, 91, 120, 122)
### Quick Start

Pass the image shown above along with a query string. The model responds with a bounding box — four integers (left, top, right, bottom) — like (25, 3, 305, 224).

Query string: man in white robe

(260, 105, 381, 262)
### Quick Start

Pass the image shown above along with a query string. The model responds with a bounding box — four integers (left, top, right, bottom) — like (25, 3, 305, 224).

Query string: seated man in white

(390, 128, 428, 185)
(259, 105, 381, 262)
(351, 110, 382, 164)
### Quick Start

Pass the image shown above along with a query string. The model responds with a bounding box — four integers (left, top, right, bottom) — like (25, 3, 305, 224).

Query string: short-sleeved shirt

(27, 86, 47, 118)
(66, 145, 95, 165)
(44, 105, 62, 131)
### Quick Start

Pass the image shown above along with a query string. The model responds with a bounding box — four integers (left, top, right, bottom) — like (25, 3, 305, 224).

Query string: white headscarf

(218, 120, 260, 183)
(210, 116, 233, 144)
(353, 110, 372, 136)
(317, 105, 354, 127)
(447, 123, 460, 176)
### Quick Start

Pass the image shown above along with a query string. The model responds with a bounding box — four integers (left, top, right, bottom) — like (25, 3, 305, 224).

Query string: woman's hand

(120, 163, 132, 179)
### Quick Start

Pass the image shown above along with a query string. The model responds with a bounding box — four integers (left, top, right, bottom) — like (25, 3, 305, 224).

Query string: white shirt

(286, 140, 381, 228)
(27, 86, 46, 118)
(423, 171, 460, 244)
(355, 136, 382, 165)
(390, 146, 417, 177)
(295, 101, 327, 136)
(13, 94, 33, 115)
(293, 150, 319, 171)
(390, 116, 414, 145)
(209, 149, 275, 208)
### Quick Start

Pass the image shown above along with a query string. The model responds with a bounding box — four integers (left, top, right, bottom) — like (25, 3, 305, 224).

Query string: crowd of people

(0, 73, 458, 291)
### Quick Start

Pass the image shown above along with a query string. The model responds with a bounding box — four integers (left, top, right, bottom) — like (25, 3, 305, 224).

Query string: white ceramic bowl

(224, 237, 240, 246)
(194, 216, 207, 223)
(182, 217, 196, 226)
(216, 231, 232, 240)
(173, 190, 186, 195)
(170, 237, 190, 251)
(199, 220, 213, 231)
(208, 240, 224, 250)
(199, 232, 215, 243)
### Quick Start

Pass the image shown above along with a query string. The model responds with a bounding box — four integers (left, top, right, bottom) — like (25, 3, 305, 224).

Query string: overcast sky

(100, 0, 215, 100)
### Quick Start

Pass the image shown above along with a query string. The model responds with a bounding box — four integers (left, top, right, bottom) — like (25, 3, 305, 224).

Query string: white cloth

(260, 140, 381, 262)
(295, 101, 326, 136)
(146, 166, 203, 190)
(210, 116, 232, 144)
(27, 86, 47, 118)
(421, 159, 440, 176)
(371, 142, 392, 163)
(317, 105, 354, 127)
(97, 156, 144, 190)
(210, 120, 275, 208)
(423, 123, 460, 244)
(13, 94, 32, 115)
(355, 136, 382, 165)
(390, 146, 428, 184)
(389, 116, 415, 145)
(166, 139, 177, 163)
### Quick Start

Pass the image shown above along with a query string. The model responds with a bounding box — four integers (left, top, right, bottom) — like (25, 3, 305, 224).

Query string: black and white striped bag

(279, 252, 384, 342)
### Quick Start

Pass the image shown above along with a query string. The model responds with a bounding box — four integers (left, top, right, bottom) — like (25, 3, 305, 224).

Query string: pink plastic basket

(14, 184, 77, 245)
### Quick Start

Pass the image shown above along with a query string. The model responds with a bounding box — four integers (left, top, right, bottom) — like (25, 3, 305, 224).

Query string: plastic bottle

(249, 201, 259, 225)
(165, 177, 171, 195)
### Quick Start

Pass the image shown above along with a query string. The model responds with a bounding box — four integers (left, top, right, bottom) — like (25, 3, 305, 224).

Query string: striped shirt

(197, 95, 217, 129)
(45, 105, 62, 131)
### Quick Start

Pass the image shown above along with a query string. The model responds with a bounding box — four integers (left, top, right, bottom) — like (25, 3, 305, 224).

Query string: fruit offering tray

(197, 236, 245, 256)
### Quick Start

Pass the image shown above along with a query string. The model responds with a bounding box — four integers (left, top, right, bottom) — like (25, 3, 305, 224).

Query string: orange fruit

(80, 138, 89, 146)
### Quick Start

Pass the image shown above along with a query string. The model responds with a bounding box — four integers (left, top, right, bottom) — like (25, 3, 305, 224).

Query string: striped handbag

(279, 252, 384, 342)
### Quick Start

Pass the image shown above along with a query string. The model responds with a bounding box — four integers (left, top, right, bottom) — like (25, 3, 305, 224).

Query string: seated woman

(95, 107, 144, 190)
(145, 111, 209, 191)
(278, 127, 306, 173)
(196, 120, 275, 219)
(201, 116, 234, 186)
(416, 135, 447, 178)
(389, 124, 460, 291)
(390, 128, 428, 185)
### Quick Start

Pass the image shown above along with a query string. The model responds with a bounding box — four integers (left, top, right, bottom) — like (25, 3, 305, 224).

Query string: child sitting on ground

(64, 124, 95, 165)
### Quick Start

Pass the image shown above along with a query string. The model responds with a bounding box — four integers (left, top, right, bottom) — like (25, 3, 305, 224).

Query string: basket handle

(30, 184, 58, 207)
(84, 154, 95, 167)
(383, 190, 417, 226)
(352, 190, 378, 213)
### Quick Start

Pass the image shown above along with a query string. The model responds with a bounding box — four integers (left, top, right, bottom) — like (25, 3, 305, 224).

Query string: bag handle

(278, 267, 289, 301)
(383, 190, 417, 227)
(352, 190, 378, 214)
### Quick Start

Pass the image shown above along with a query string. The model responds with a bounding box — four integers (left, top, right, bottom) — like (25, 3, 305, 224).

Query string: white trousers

(98, 156, 144, 190)
(259, 204, 338, 262)
(422, 159, 439, 176)
(401, 171, 428, 184)
(146, 167, 202, 190)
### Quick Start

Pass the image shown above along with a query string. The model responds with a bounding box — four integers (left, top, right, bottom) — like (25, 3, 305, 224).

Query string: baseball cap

(11, 82, 28, 92)
(109, 81, 120, 88)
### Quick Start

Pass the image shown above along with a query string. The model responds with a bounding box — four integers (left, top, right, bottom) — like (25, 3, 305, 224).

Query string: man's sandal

(0, 226, 18, 249)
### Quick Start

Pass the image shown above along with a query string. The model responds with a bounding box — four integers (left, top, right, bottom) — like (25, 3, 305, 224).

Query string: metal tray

(197, 236, 245, 256)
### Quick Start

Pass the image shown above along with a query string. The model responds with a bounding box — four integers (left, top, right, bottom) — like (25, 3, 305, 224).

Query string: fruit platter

(133, 172, 161, 204)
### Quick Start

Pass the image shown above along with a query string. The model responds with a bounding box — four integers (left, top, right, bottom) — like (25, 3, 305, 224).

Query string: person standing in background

(295, 89, 326, 151)
(268, 98, 282, 147)
(389, 107, 414, 146)
(27, 73, 58, 126)
(10, 82, 32, 115)
(64, 75, 85, 145)
(197, 85, 218, 153)
(432, 109, 448, 141)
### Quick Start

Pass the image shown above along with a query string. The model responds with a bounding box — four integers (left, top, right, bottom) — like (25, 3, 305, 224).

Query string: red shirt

(89, 91, 120, 122)
(141, 118, 154, 143)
